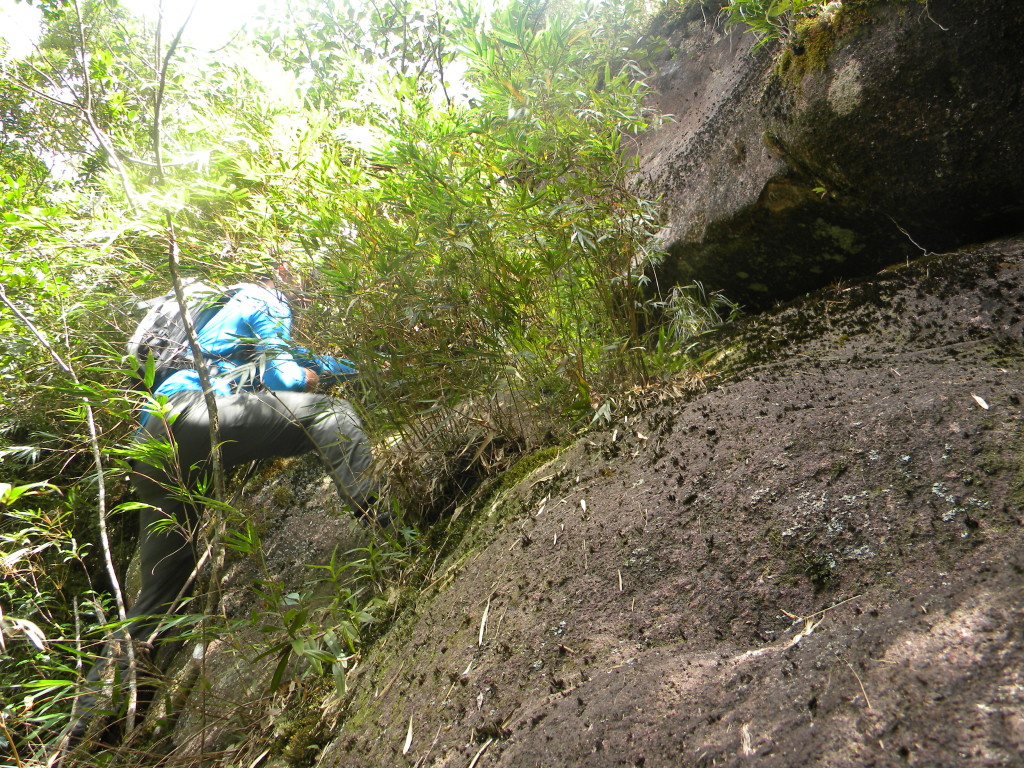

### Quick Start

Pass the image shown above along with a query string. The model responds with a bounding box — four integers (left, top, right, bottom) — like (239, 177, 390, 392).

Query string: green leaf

(269, 645, 292, 692)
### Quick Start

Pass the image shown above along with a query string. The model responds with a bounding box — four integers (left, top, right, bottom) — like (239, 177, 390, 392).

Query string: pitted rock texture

(315, 238, 1024, 767)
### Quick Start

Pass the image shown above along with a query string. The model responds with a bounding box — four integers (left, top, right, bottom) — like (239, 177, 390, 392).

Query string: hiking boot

(66, 694, 108, 750)
(356, 495, 395, 531)
(67, 708, 92, 748)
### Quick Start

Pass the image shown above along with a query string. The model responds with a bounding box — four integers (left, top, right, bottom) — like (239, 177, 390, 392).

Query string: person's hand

(317, 356, 357, 382)
(302, 367, 320, 392)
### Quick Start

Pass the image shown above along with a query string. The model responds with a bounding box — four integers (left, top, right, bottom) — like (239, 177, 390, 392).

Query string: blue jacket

(151, 282, 356, 401)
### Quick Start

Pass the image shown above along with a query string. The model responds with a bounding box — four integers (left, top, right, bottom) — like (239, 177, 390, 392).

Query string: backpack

(127, 280, 240, 388)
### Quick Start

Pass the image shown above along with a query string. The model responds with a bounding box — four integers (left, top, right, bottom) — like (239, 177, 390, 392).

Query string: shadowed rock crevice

(638, 0, 1024, 310)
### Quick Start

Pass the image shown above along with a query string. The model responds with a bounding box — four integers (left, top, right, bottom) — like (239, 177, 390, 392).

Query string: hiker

(70, 266, 381, 744)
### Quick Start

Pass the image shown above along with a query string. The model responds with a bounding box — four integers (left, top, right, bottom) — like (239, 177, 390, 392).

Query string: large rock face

(638, 0, 1024, 310)
(313, 235, 1024, 768)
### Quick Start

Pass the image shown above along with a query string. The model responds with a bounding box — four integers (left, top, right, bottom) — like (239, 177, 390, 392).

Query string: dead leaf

(403, 715, 413, 755)
(971, 393, 990, 410)
(478, 597, 491, 646)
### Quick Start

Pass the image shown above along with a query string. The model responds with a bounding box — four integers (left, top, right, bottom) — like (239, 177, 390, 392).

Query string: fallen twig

(413, 724, 444, 768)
(780, 593, 864, 623)
(467, 737, 494, 768)
(839, 654, 873, 711)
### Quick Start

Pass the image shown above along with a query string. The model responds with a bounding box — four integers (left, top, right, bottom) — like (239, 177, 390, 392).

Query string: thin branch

(921, 0, 949, 31)
(165, 219, 226, 507)
(153, 0, 198, 179)
(165, 221, 229, 768)
(51, 597, 86, 760)
(154, 3, 163, 177)
(889, 215, 931, 258)
(431, 3, 451, 108)
(0, 71, 80, 110)
(0, 283, 138, 732)
(125, 154, 203, 168)
(17, 48, 83, 105)
(0, 708, 22, 768)
(71, 0, 138, 209)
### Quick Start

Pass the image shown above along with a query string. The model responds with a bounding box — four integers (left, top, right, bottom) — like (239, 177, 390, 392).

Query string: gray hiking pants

(86, 389, 374, 681)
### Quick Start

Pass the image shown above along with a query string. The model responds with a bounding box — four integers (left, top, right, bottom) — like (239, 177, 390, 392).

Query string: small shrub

(721, 0, 830, 50)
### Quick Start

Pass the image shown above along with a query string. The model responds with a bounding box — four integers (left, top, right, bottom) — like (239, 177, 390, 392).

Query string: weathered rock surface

(311, 237, 1024, 767)
(638, 0, 1024, 310)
